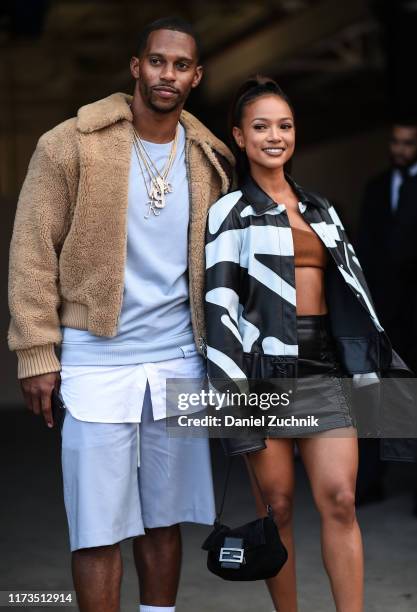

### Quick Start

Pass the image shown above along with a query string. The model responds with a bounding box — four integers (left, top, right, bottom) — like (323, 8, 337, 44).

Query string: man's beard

(390, 154, 417, 169)
(148, 98, 181, 114)
(140, 82, 184, 114)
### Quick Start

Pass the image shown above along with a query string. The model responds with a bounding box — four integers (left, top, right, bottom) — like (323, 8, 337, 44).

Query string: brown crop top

(292, 226, 328, 269)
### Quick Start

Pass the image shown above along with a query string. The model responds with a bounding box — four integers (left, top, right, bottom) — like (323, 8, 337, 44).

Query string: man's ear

(191, 65, 203, 89)
(130, 56, 140, 80)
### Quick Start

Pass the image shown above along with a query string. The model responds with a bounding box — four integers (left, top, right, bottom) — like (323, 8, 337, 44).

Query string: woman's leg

(297, 428, 363, 612)
(246, 438, 298, 612)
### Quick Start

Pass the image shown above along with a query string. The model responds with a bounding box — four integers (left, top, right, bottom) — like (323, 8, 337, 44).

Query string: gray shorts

(61, 383, 215, 551)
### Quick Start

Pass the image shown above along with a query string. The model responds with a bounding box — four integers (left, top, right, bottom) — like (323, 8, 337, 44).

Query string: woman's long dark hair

(229, 75, 295, 183)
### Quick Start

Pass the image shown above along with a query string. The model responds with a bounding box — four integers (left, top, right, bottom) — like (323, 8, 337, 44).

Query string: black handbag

(201, 458, 288, 581)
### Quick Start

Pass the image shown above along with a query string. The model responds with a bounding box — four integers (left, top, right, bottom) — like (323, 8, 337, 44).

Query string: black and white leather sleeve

(204, 193, 248, 392)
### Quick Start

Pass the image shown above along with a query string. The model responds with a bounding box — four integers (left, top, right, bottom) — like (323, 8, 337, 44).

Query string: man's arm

(8, 133, 72, 425)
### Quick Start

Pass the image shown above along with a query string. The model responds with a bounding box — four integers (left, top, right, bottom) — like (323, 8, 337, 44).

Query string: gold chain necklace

(132, 125, 179, 218)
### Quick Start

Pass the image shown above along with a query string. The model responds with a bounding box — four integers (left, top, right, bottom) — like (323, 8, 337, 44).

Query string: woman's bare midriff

(295, 267, 328, 315)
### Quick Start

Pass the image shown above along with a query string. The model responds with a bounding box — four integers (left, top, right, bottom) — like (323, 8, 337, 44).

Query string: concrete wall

(294, 125, 390, 236)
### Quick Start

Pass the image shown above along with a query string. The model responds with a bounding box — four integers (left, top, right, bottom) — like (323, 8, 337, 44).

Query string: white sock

(139, 606, 175, 612)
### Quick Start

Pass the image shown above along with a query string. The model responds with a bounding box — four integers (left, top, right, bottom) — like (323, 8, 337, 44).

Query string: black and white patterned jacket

(204, 174, 393, 387)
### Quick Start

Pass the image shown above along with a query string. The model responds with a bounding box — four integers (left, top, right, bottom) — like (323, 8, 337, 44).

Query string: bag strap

(216, 456, 233, 522)
(249, 460, 274, 519)
(216, 455, 273, 523)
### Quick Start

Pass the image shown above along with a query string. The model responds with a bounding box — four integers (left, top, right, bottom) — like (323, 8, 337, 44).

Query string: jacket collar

(76, 92, 234, 166)
(240, 173, 327, 214)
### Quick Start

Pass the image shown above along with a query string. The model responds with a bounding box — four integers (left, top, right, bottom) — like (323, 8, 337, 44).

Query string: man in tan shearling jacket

(8, 17, 233, 612)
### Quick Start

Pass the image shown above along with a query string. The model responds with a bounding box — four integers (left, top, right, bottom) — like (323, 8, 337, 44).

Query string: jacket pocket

(243, 352, 297, 379)
(243, 352, 297, 398)
(334, 335, 381, 374)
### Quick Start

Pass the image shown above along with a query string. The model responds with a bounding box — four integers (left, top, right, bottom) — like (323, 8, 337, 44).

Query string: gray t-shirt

(61, 123, 195, 365)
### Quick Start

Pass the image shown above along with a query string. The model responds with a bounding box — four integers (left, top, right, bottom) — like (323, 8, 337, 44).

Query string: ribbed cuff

(16, 344, 61, 379)
(60, 301, 89, 329)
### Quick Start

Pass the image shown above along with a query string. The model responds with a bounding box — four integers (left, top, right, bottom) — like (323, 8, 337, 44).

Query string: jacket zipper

(268, 203, 299, 355)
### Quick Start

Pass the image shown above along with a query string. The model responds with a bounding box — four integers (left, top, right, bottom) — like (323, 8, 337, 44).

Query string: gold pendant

(144, 178, 173, 217)
(144, 201, 161, 218)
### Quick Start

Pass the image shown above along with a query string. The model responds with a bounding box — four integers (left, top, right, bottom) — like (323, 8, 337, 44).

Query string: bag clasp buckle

(219, 547, 244, 564)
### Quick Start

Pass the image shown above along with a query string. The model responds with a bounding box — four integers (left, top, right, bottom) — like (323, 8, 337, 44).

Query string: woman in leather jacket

(204, 76, 389, 612)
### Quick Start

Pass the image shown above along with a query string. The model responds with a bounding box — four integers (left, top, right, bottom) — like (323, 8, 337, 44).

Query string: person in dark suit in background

(356, 120, 417, 510)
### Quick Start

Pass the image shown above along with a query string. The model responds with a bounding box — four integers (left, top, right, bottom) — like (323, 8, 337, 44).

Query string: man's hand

(20, 372, 61, 429)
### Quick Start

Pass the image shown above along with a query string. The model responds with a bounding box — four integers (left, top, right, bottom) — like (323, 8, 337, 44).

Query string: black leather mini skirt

(268, 314, 354, 437)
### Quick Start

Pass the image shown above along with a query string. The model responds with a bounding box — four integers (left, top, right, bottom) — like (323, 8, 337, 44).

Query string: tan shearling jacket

(8, 92, 234, 379)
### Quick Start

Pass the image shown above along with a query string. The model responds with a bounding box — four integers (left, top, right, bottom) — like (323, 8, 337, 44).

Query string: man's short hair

(136, 16, 202, 62)
(392, 118, 417, 130)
